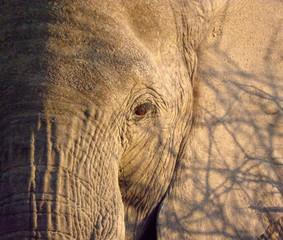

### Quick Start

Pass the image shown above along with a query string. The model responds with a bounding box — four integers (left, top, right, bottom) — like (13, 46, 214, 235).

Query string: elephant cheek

(0, 116, 125, 240)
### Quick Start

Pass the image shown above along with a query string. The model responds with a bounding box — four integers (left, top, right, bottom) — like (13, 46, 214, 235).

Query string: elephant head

(0, 0, 282, 239)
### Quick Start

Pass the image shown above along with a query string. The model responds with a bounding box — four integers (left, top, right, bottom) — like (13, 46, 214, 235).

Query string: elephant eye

(135, 106, 147, 116)
(133, 103, 156, 119)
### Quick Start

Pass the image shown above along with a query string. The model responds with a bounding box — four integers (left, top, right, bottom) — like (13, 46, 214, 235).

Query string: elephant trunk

(0, 110, 125, 240)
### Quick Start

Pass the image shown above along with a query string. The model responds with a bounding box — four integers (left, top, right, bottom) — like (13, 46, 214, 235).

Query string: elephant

(0, 0, 282, 239)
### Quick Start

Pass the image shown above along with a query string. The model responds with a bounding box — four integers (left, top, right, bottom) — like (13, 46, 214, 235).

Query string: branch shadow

(159, 10, 282, 240)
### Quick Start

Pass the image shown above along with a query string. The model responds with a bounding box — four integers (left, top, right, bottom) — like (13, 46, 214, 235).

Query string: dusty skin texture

(0, 0, 282, 239)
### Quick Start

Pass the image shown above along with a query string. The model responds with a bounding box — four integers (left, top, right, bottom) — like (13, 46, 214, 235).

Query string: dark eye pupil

(135, 108, 146, 115)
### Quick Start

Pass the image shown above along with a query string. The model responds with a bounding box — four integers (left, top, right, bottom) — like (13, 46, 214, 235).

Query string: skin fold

(0, 0, 282, 239)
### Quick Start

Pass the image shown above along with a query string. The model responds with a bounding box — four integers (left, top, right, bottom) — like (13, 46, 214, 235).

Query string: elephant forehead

(1, 0, 180, 108)
(43, 0, 176, 103)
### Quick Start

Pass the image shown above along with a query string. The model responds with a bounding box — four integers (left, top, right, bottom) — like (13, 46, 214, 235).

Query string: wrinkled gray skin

(0, 0, 282, 239)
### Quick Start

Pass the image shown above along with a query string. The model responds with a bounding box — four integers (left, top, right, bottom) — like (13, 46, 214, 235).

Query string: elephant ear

(156, 1, 283, 239)
(257, 217, 283, 240)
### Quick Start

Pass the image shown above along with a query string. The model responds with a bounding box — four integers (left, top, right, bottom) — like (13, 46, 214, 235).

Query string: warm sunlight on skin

(0, 1, 282, 239)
